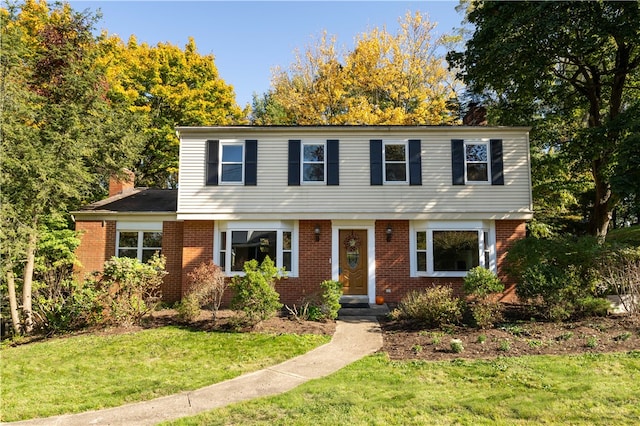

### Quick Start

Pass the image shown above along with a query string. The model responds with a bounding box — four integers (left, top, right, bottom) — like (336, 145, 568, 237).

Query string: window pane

(283, 252, 292, 272)
(416, 231, 427, 250)
(466, 144, 487, 162)
(467, 163, 488, 181)
(433, 231, 479, 272)
(222, 145, 243, 162)
(283, 231, 292, 250)
(143, 232, 162, 248)
(385, 144, 405, 161)
(118, 249, 138, 259)
(303, 144, 324, 162)
(221, 231, 227, 248)
(231, 230, 277, 271)
(142, 249, 160, 263)
(118, 232, 138, 248)
(385, 163, 407, 181)
(220, 252, 226, 269)
(303, 164, 324, 181)
(417, 252, 427, 272)
(221, 164, 243, 182)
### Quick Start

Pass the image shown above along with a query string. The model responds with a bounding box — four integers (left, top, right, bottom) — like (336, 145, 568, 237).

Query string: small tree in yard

(95, 254, 167, 326)
(178, 261, 228, 322)
(230, 256, 284, 326)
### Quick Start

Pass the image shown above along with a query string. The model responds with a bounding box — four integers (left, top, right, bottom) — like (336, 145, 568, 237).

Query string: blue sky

(71, 1, 465, 107)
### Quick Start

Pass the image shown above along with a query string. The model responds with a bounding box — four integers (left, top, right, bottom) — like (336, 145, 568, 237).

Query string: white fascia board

(176, 211, 533, 221)
(72, 212, 177, 222)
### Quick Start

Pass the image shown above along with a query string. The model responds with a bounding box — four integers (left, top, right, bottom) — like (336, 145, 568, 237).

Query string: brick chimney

(463, 103, 488, 126)
(109, 169, 136, 197)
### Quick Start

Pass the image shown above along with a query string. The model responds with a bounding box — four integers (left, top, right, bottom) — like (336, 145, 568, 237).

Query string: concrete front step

(338, 303, 390, 317)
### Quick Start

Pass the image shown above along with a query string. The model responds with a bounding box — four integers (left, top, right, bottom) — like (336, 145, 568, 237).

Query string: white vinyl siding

(177, 128, 532, 220)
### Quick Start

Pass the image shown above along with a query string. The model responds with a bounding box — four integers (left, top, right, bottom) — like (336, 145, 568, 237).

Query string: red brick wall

(495, 219, 527, 302)
(162, 221, 184, 303)
(181, 220, 215, 298)
(276, 220, 332, 305)
(74, 220, 116, 281)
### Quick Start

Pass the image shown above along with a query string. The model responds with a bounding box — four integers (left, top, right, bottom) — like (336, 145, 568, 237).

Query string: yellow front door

(339, 230, 368, 295)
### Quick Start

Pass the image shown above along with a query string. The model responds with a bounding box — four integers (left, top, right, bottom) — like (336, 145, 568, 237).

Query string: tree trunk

(7, 270, 22, 335)
(591, 158, 614, 239)
(22, 230, 37, 334)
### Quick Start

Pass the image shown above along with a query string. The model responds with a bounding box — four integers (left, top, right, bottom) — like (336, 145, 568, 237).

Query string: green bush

(176, 293, 201, 323)
(34, 280, 102, 333)
(469, 301, 503, 329)
(230, 256, 284, 326)
(95, 254, 167, 326)
(463, 267, 504, 298)
(319, 280, 343, 320)
(393, 286, 462, 328)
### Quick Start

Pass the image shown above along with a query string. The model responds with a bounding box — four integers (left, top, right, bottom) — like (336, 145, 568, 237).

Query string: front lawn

(166, 351, 640, 425)
(1, 327, 330, 422)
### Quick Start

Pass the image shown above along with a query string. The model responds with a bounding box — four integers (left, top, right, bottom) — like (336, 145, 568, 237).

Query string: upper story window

(302, 142, 325, 183)
(452, 139, 504, 186)
(206, 139, 257, 186)
(465, 142, 489, 183)
(220, 142, 244, 184)
(117, 230, 162, 263)
(384, 142, 408, 183)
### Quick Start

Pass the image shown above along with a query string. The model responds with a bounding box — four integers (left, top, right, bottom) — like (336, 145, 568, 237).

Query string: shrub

(34, 280, 102, 333)
(450, 338, 464, 353)
(463, 266, 504, 298)
(94, 254, 167, 326)
(185, 261, 228, 321)
(176, 293, 201, 323)
(463, 267, 505, 328)
(393, 286, 462, 328)
(575, 296, 610, 317)
(319, 280, 343, 320)
(230, 256, 284, 326)
(599, 247, 640, 315)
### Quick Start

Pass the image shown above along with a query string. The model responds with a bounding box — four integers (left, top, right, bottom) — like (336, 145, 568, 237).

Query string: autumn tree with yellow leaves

(252, 12, 460, 125)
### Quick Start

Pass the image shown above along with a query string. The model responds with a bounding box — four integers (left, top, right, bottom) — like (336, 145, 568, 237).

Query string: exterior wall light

(386, 224, 393, 242)
(314, 225, 321, 242)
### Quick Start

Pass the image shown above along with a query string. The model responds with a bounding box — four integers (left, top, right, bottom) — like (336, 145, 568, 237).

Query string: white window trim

(383, 141, 409, 184)
(301, 141, 326, 184)
(215, 221, 298, 277)
(410, 221, 496, 278)
(219, 140, 245, 185)
(464, 140, 491, 185)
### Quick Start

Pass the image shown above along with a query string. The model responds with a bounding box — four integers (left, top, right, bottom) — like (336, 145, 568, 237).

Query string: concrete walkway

(8, 316, 382, 426)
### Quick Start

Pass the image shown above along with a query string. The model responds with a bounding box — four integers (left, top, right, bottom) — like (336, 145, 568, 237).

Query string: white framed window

(465, 141, 490, 183)
(411, 221, 495, 277)
(116, 231, 162, 263)
(384, 141, 408, 183)
(220, 141, 244, 184)
(302, 142, 325, 183)
(216, 221, 297, 276)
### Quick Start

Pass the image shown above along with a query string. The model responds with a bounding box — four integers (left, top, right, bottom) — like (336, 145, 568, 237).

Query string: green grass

(0, 327, 330, 422)
(607, 225, 640, 246)
(165, 351, 640, 425)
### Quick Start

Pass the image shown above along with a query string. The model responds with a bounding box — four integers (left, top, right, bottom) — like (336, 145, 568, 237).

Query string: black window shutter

(326, 139, 339, 185)
(370, 139, 383, 185)
(244, 139, 257, 186)
(451, 139, 465, 185)
(288, 140, 301, 186)
(408, 139, 422, 186)
(490, 139, 504, 185)
(206, 139, 219, 186)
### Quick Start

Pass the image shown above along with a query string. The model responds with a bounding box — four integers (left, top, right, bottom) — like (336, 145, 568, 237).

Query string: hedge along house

(74, 126, 532, 306)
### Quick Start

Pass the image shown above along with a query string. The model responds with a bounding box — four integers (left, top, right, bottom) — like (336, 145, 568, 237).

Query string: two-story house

(74, 126, 532, 306)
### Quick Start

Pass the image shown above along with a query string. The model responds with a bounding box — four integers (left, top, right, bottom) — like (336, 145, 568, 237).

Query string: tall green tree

(1, 0, 145, 333)
(100, 35, 247, 187)
(448, 1, 640, 237)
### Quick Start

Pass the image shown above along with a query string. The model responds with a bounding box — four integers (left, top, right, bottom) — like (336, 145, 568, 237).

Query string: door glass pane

(433, 231, 479, 271)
